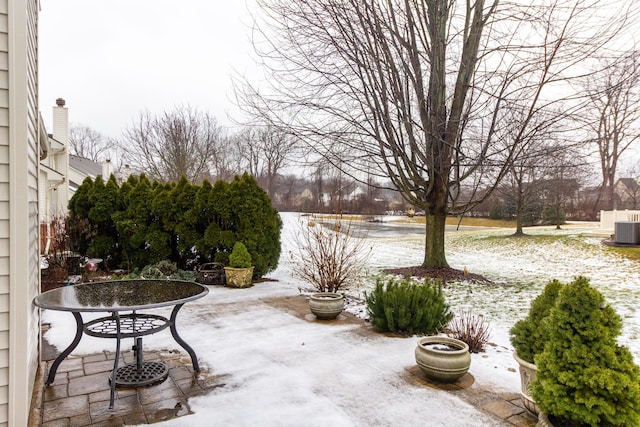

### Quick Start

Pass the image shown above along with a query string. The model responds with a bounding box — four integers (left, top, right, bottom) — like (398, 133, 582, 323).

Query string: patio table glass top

(34, 279, 209, 312)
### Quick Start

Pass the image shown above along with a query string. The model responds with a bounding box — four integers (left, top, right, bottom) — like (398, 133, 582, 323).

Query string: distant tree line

(67, 173, 282, 278)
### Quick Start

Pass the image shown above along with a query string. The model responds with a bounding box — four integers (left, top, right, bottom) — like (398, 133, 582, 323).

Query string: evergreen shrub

(67, 173, 281, 278)
(115, 260, 196, 281)
(228, 242, 252, 268)
(541, 205, 566, 226)
(509, 279, 563, 364)
(532, 276, 640, 426)
(365, 276, 453, 336)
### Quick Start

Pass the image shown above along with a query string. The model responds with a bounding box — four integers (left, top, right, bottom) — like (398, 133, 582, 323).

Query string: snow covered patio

(31, 213, 639, 426)
(33, 286, 536, 426)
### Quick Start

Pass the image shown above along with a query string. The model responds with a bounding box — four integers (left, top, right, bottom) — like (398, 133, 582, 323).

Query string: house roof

(616, 177, 640, 191)
(69, 154, 102, 178)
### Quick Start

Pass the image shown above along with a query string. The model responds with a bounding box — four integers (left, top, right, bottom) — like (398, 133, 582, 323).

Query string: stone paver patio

(29, 295, 537, 426)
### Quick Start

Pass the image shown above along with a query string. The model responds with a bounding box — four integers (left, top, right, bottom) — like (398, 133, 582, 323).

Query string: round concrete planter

(223, 266, 254, 288)
(309, 292, 344, 320)
(536, 412, 553, 427)
(415, 336, 471, 383)
(513, 351, 539, 416)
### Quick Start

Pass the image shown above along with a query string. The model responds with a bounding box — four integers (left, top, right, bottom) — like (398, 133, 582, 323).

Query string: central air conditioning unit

(614, 222, 640, 244)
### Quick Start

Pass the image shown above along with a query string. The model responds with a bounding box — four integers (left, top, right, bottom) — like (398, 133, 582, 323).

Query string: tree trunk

(514, 186, 525, 236)
(514, 215, 524, 236)
(423, 211, 449, 268)
(423, 184, 449, 268)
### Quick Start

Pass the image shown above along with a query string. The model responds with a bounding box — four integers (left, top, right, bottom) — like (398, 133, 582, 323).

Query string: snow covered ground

(42, 212, 640, 426)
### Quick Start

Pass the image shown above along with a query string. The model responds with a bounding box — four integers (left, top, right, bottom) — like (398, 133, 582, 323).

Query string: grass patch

(445, 217, 516, 228)
(394, 215, 516, 228)
(473, 233, 564, 244)
(606, 246, 640, 262)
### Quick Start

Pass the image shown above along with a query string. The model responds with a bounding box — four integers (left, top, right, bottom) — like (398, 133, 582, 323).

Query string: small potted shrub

(365, 277, 467, 383)
(532, 276, 640, 426)
(509, 279, 563, 415)
(224, 242, 254, 288)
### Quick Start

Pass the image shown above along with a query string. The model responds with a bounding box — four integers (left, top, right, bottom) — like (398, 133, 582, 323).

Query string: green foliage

(488, 202, 504, 220)
(226, 174, 282, 277)
(365, 276, 453, 336)
(229, 242, 252, 268)
(532, 276, 640, 426)
(214, 251, 229, 265)
(541, 205, 566, 226)
(510, 279, 563, 363)
(66, 214, 95, 256)
(114, 260, 196, 281)
(67, 173, 281, 277)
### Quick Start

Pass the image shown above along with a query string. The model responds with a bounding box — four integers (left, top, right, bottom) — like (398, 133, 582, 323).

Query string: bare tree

(582, 51, 640, 212)
(119, 106, 226, 183)
(542, 150, 582, 229)
(68, 124, 112, 162)
(236, 126, 299, 199)
(239, 0, 634, 268)
(504, 152, 546, 236)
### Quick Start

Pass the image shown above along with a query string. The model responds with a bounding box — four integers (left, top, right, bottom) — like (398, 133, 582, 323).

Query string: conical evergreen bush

(510, 279, 563, 363)
(532, 276, 640, 426)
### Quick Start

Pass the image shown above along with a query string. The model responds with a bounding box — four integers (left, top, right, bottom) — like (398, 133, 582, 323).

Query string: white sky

(38, 1, 638, 170)
(39, 0, 258, 139)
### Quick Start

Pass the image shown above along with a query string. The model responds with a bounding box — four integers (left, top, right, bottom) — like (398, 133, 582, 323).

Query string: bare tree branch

(238, 0, 638, 267)
(118, 106, 227, 183)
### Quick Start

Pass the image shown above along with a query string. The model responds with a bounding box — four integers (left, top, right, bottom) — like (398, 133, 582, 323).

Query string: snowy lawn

(42, 212, 640, 426)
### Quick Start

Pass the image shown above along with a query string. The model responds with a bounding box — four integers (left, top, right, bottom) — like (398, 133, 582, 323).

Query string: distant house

(39, 100, 123, 253)
(295, 187, 314, 206)
(68, 155, 103, 191)
(40, 100, 115, 220)
(614, 178, 640, 210)
(346, 186, 366, 201)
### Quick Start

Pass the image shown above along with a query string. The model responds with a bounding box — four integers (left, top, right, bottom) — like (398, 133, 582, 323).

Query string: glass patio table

(33, 279, 209, 409)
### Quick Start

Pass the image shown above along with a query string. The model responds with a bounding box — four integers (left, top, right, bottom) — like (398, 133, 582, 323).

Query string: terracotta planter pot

(415, 336, 471, 383)
(513, 351, 539, 416)
(309, 292, 344, 320)
(223, 266, 254, 288)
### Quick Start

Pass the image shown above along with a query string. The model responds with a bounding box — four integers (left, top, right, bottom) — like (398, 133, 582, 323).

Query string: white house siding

(4, 0, 40, 425)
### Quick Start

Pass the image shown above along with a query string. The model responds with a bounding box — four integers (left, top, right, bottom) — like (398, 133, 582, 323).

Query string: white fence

(600, 210, 640, 232)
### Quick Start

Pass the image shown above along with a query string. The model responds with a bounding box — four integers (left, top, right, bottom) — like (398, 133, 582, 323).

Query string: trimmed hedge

(67, 173, 281, 278)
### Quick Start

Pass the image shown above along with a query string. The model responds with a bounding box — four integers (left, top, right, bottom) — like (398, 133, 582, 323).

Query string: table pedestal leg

(45, 312, 83, 385)
(109, 312, 121, 409)
(169, 303, 200, 371)
(134, 337, 143, 370)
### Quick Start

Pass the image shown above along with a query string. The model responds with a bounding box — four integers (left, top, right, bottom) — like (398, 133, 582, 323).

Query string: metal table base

(45, 303, 200, 409)
(113, 361, 169, 387)
(35, 279, 208, 411)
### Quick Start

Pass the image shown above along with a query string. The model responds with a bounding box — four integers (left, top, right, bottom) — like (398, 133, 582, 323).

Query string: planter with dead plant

(290, 216, 371, 319)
